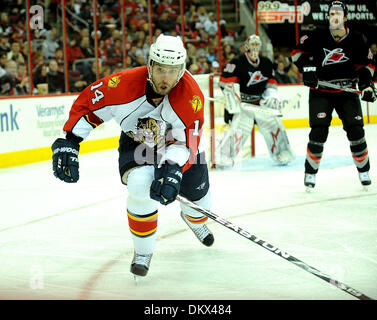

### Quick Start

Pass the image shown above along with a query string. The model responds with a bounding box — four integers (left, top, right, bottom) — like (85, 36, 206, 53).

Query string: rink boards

(0, 75, 376, 168)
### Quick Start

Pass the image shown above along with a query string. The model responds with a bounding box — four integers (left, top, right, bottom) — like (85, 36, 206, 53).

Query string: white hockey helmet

(148, 34, 187, 66)
(148, 34, 187, 89)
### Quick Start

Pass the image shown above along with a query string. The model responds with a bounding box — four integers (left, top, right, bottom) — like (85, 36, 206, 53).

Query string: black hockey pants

(305, 89, 370, 174)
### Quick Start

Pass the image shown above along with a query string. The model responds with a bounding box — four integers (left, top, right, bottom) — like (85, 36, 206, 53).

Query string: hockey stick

(280, 93, 301, 114)
(241, 102, 283, 117)
(317, 80, 361, 94)
(206, 93, 301, 117)
(205, 96, 283, 117)
(176, 195, 374, 300)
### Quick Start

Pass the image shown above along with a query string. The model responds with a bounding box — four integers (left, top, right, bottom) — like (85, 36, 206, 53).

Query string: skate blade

(362, 185, 369, 192)
(305, 186, 314, 193)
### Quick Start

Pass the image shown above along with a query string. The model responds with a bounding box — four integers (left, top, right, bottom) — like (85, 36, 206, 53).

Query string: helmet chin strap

(147, 77, 160, 94)
(147, 65, 159, 93)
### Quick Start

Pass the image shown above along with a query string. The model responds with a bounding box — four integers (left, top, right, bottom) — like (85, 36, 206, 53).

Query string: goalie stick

(176, 195, 374, 300)
(206, 93, 301, 117)
(206, 96, 282, 117)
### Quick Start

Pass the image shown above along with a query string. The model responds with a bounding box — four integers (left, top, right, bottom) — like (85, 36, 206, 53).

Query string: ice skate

(304, 173, 316, 192)
(130, 251, 153, 280)
(359, 171, 371, 190)
(180, 212, 214, 247)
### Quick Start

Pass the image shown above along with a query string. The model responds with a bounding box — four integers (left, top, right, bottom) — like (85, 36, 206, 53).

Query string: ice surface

(0, 125, 376, 300)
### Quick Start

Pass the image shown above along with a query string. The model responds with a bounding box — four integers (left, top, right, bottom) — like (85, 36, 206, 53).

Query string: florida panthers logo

(247, 71, 267, 86)
(128, 118, 166, 148)
(322, 48, 349, 66)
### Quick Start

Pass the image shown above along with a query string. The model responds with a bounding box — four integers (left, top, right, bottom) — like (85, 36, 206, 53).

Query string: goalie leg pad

(216, 109, 255, 166)
(254, 113, 295, 164)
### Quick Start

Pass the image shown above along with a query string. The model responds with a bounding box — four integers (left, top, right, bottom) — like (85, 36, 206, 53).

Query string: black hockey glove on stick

(51, 138, 80, 183)
(359, 81, 377, 102)
(302, 66, 318, 88)
(150, 163, 183, 205)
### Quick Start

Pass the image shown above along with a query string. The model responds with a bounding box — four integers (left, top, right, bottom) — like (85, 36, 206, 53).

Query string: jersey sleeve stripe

(267, 78, 278, 86)
(219, 76, 239, 84)
(354, 64, 375, 76)
(291, 49, 311, 63)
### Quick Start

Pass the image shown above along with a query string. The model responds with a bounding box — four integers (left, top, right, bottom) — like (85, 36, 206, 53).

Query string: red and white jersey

(63, 66, 205, 172)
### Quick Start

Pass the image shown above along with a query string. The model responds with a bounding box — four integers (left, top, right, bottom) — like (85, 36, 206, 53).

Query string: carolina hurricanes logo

(322, 48, 349, 66)
(247, 71, 267, 86)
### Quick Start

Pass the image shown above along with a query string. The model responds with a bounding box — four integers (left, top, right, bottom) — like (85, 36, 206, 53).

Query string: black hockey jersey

(292, 26, 375, 92)
(219, 53, 278, 103)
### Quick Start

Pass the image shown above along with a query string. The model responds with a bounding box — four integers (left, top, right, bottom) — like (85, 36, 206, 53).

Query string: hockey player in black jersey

(292, 0, 376, 189)
(217, 34, 295, 166)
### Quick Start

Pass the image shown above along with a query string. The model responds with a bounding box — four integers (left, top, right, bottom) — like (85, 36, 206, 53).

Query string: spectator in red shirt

(156, 0, 178, 18)
(67, 37, 85, 65)
(128, 8, 148, 32)
(124, 0, 139, 17)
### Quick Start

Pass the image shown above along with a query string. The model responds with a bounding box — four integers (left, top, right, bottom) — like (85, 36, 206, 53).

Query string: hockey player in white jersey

(51, 35, 214, 278)
(218, 34, 295, 166)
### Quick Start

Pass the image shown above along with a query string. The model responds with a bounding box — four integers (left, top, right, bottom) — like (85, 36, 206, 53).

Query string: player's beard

(153, 79, 176, 95)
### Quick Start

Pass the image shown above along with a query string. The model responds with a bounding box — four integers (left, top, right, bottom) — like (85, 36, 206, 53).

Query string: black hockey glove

(51, 138, 80, 183)
(359, 81, 377, 103)
(302, 66, 318, 88)
(150, 163, 183, 205)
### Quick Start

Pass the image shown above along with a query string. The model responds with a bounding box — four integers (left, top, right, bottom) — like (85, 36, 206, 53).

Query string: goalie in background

(217, 34, 295, 167)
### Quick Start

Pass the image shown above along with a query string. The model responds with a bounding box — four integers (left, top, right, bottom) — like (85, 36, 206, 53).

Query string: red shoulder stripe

(219, 76, 238, 83)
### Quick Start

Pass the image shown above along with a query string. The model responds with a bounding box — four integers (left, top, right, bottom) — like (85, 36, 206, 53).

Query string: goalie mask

(328, 1, 348, 30)
(245, 34, 261, 61)
(148, 34, 187, 95)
